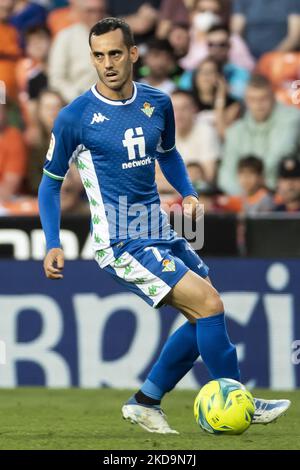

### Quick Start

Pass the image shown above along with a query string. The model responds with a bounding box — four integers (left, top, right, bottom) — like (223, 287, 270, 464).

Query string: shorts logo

(46, 133, 55, 161)
(162, 259, 176, 272)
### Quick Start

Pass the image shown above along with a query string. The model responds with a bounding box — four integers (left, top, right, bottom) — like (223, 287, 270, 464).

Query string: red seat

(256, 51, 300, 87)
(256, 51, 300, 108)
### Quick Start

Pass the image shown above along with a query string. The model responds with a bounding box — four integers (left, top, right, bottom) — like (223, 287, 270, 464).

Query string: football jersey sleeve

(156, 95, 198, 198)
(157, 96, 176, 154)
(43, 110, 81, 181)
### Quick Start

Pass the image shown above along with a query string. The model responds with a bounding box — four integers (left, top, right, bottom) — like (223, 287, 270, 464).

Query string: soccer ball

(194, 378, 255, 435)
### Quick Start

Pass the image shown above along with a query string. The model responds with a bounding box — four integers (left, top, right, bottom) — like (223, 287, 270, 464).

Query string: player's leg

(122, 268, 240, 434)
(130, 238, 290, 427)
(104, 241, 289, 432)
(137, 270, 240, 406)
(100, 247, 185, 433)
(136, 269, 290, 426)
(115, 239, 239, 433)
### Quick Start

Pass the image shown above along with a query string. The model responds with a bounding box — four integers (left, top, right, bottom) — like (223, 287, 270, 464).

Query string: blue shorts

(98, 232, 209, 308)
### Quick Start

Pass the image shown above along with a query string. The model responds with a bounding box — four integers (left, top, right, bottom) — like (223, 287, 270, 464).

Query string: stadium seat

(256, 52, 300, 108)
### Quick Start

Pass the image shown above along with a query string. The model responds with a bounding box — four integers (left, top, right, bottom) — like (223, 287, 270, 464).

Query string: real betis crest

(141, 102, 155, 118)
(162, 259, 176, 272)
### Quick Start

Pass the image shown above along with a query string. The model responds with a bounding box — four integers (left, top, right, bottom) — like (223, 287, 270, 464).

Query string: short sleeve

(157, 96, 176, 154)
(43, 110, 81, 181)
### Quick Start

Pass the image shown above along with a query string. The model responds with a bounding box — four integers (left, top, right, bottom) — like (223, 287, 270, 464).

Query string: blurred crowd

(1, 0, 300, 217)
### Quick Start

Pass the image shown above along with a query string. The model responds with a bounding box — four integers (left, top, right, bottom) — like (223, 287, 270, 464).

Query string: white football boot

(252, 398, 291, 424)
(122, 397, 179, 434)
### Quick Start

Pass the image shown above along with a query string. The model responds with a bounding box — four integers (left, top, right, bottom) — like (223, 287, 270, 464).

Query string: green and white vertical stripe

(74, 148, 115, 268)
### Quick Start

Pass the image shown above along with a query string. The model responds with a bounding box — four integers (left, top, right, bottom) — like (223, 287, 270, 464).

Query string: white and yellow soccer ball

(194, 378, 255, 435)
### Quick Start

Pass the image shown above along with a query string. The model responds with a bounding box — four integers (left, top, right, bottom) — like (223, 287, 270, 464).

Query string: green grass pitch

(0, 388, 299, 450)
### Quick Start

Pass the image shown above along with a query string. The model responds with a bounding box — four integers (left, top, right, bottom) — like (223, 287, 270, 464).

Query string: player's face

(90, 29, 138, 92)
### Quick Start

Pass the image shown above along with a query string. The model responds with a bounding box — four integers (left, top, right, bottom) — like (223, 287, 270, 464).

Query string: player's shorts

(97, 231, 209, 309)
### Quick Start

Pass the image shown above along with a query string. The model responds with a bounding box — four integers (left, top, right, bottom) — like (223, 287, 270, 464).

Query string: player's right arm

(38, 108, 80, 279)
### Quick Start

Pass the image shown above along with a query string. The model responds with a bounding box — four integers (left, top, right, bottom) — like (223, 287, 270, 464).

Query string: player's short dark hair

(247, 74, 272, 90)
(238, 156, 264, 175)
(89, 17, 135, 49)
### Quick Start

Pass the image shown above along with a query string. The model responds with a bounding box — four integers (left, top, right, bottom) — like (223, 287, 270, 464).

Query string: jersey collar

(91, 82, 137, 106)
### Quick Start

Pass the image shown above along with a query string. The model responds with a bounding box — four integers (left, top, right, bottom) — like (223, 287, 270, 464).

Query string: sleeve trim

(156, 144, 176, 154)
(43, 169, 65, 181)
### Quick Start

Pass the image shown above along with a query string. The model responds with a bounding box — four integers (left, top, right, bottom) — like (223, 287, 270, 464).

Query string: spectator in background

(155, 162, 182, 213)
(9, 0, 47, 47)
(231, 0, 300, 60)
(191, 57, 241, 139)
(197, 182, 225, 213)
(219, 75, 300, 194)
(48, 0, 106, 103)
(16, 25, 51, 121)
(167, 23, 190, 61)
(205, 24, 250, 100)
(47, 0, 80, 36)
(171, 89, 220, 181)
(61, 164, 89, 215)
(181, 0, 254, 72)
(49, 1, 68, 8)
(237, 156, 274, 214)
(186, 161, 205, 193)
(139, 39, 178, 94)
(256, 51, 300, 109)
(25, 89, 64, 194)
(274, 157, 300, 213)
(0, 103, 27, 203)
(156, 0, 189, 39)
(0, 0, 21, 101)
(108, 0, 160, 45)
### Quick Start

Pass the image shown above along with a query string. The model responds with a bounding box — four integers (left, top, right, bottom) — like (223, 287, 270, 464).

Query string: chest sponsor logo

(122, 127, 146, 160)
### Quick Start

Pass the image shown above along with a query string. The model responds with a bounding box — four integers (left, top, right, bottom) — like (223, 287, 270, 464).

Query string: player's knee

(203, 293, 224, 317)
(185, 292, 224, 319)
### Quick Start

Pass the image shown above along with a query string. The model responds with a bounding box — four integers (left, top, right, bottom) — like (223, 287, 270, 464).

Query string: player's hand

(43, 248, 64, 280)
(182, 195, 203, 220)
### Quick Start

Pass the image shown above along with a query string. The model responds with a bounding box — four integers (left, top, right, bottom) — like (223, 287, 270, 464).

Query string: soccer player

(38, 17, 290, 434)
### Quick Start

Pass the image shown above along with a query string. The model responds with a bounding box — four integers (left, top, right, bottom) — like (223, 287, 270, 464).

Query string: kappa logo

(91, 112, 110, 124)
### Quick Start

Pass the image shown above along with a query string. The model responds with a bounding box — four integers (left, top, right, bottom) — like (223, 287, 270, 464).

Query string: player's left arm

(156, 96, 201, 219)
